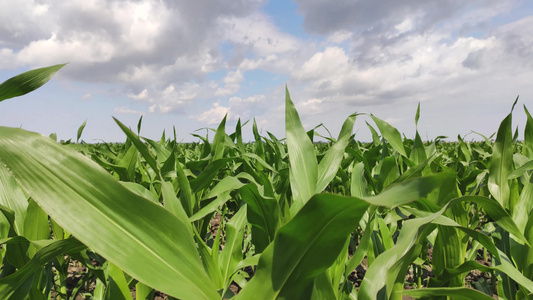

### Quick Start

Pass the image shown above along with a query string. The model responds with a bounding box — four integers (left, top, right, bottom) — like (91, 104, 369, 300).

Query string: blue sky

(1, 0, 533, 142)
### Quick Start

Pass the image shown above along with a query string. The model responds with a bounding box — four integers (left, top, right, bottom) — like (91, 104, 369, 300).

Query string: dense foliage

(0, 66, 532, 300)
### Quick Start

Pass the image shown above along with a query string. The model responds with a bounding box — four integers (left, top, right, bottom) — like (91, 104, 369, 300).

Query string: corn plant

(0, 65, 532, 300)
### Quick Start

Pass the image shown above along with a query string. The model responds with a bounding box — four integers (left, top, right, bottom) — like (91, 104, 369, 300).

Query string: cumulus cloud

(215, 70, 244, 96)
(294, 0, 515, 36)
(147, 82, 218, 114)
(190, 102, 228, 125)
(1, 0, 532, 142)
(114, 106, 144, 115)
(289, 13, 533, 111)
(228, 94, 268, 120)
(0, 0, 265, 94)
(220, 12, 302, 57)
(128, 89, 149, 100)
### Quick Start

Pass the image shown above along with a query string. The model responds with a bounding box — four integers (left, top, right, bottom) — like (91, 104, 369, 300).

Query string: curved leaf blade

(370, 115, 407, 157)
(285, 88, 318, 209)
(0, 64, 66, 102)
(316, 113, 357, 192)
(0, 127, 219, 300)
(237, 193, 369, 300)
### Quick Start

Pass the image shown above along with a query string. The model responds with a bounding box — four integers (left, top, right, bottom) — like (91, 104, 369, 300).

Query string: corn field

(0, 65, 532, 299)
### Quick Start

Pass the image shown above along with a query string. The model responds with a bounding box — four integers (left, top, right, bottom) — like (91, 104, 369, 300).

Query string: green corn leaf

(190, 191, 232, 222)
(113, 118, 161, 180)
(236, 193, 369, 300)
(362, 172, 452, 208)
(370, 115, 407, 157)
(523, 105, 533, 159)
(135, 282, 152, 300)
(311, 271, 336, 300)
(0, 127, 219, 300)
(189, 158, 232, 193)
(488, 99, 516, 208)
(0, 162, 28, 235)
(524, 215, 533, 279)
(433, 253, 533, 295)
(376, 156, 400, 191)
(366, 121, 381, 146)
(240, 184, 280, 253)
(194, 231, 224, 289)
(0, 64, 66, 102)
(410, 131, 427, 165)
(507, 160, 533, 180)
(316, 113, 357, 193)
(252, 118, 265, 160)
(511, 171, 533, 233)
(104, 263, 134, 300)
(201, 176, 246, 201)
(219, 207, 247, 287)
(451, 196, 529, 246)
(212, 114, 227, 161)
(0, 237, 86, 299)
(119, 182, 159, 203)
(350, 161, 370, 198)
(23, 199, 50, 257)
(242, 153, 277, 173)
(415, 102, 421, 128)
(160, 180, 191, 230)
(137, 115, 143, 135)
(234, 118, 245, 152)
(285, 87, 318, 210)
(175, 157, 196, 217)
(402, 287, 495, 300)
(144, 137, 171, 163)
(76, 120, 87, 143)
(358, 207, 445, 300)
(118, 144, 139, 182)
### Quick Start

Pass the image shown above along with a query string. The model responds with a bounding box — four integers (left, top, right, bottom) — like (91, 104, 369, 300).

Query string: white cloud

(297, 98, 325, 115)
(326, 30, 352, 44)
(1, 0, 532, 143)
(148, 83, 200, 114)
(190, 102, 228, 124)
(291, 30, 504, 107)
(215, 70, 244, 96)
(296, 47, 350, 81)
(384, 117, 402, 125)
(229, 95, 265, 104)
(220, 12, 302, 57)
(394, 18, 414, 35)
(17, 32, 117, 66)
(114, 106, 144, 115)
(80, 93, 92, 101)
(128, 89, 149, 100)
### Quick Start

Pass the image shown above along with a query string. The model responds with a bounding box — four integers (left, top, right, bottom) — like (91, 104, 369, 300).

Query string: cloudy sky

(1, 0, 533, 142)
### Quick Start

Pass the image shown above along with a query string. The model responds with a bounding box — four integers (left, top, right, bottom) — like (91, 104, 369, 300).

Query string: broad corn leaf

(285, 87, 318, 211)
(218, 207, 247, 287)
(0, 162, 28, 235)
(0, 64, 66, 102)
(370, 115, 407, 157)
(240, 184, 280, 253)
(403, 287, 495, 300)
(523, 105, 533, 159)
(0, 237, 86, 299)
(488, 101, 515, 208)
(237, 194, 369, 299)
(212, 114, 227, 161)
(359, 209, 444, 300)
(0, 127, 219, 300)
(316, 113, 357, 192)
